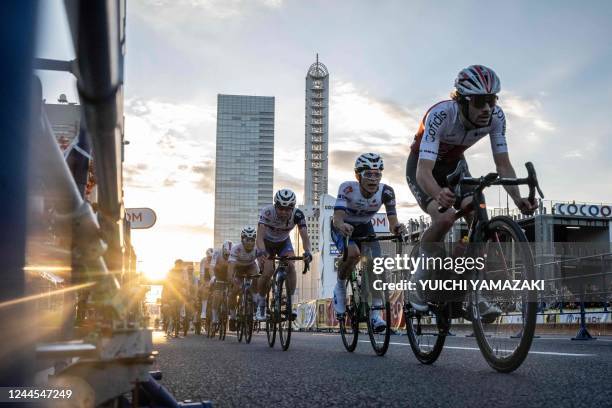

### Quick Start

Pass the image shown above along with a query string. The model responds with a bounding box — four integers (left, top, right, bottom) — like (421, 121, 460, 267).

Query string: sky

(35, 0, 612, 279)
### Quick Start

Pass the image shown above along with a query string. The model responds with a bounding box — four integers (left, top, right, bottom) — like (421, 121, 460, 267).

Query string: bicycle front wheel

(278, 276, 292, 351)
(471, 216, 537, 373)
(265, 285, 276, 347)
(237, 293, 245, 343)
(405, 304, 448, 364)
(245, 292, 254, 344)
(339, 279, 359, 352)
(366, 299, 391, 356)
(219, 303, 227, 341)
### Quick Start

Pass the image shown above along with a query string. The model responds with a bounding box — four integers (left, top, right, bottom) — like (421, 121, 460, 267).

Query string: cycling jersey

(258, 205, 307, 243)
(410, 100, 508, 163)
(228, 243, 257, 266)
(334, 181, 397, 225)
(210, 250, 229, 282)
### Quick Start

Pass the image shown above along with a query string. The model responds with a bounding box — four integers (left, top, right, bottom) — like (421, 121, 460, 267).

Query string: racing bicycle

(338, 234, 403, 356)
(404, 160, 544, 373)
(265, 256, 310, 351)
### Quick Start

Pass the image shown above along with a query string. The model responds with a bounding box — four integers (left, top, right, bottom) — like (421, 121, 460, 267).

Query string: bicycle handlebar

(437, 160, 545, 213)
(270, 256, 311, 274)
(341, 234, 404, 262)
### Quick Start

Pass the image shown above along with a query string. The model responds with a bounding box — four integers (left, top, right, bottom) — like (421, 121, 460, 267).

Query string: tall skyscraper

(304, 54, 329, 208)
(214, 94, 274, 248)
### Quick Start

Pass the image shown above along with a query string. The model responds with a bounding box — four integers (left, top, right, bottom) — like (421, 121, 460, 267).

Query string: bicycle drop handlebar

(270, 256, 311, 274)
(437, 160, 545, 213)
(341, 234, 404, 262)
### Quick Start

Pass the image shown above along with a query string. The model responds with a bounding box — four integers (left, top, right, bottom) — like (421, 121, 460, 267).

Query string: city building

(304, 54, 329, 208)
(213, 94, 275, 247)
(44, 95, 80, 150)
(302, 54, 330, 253)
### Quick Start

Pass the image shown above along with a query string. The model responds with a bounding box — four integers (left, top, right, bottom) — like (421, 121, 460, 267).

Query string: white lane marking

(357, 340, 596, 357)
(304, 332, 612, 343)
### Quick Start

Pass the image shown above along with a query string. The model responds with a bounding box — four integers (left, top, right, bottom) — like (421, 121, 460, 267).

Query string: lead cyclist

(405, 65, 537, 315)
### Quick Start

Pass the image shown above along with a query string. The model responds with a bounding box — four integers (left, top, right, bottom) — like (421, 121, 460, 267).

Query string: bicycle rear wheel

(219, 303, 227, 341)
(471, 216, 537, 373)
(405, 303, 449, 364)
(361, 254, 391, 356)
(278, 275, 292, 351)
(265, 285, 276, 347)
(339, 279, 359, 352)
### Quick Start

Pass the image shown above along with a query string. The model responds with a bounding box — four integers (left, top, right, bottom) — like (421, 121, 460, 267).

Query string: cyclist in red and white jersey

(405, 65, 537, 314)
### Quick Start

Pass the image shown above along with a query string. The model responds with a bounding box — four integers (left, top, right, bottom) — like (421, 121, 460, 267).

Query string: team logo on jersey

(343, 185, 353, 194)
(265, 210, 271, 216)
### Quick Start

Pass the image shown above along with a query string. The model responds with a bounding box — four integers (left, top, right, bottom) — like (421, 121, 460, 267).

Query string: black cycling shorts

(405, 151, 476, 212)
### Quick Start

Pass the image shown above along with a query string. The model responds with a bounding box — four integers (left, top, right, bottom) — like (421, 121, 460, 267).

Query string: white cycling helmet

(206, 248, 214, 257)
(222, 240, 233, 257)
(241, 225, 257, 240)
(354, 153, 384, 172)
(274, 189, 296, 208)
(454, 65, 500, 96)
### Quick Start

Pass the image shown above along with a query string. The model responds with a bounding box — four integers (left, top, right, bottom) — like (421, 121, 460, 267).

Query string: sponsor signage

(126, 208, 157, 229)
(553, 203, 612, 218)
(371, 213, 389, 233)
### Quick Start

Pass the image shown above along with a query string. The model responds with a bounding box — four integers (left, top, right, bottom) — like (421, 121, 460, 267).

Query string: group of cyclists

(161, 187, 314, 336)
(161, 64, 538, 339)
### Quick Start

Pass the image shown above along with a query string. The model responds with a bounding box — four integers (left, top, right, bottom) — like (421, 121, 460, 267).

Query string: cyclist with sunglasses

(332, 153, 406, 332)
(255, 189, 312, 322)
(405, 64, 537, 313)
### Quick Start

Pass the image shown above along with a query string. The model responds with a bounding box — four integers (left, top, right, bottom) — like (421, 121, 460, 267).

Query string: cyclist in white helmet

(227, 226, 260, 331)
(255, 188, 312, 321)
(332, 153, 406, 332)
(405, 65, 537, 315)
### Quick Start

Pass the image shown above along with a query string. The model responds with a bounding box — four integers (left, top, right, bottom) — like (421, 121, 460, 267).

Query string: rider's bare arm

(493, 152, 521, 202)
(227, 262, 235, 281)
(332, 209, 353, 236)
(256, 223, 266, 252)
(388, 214, 401, 234)
(332, 209, 346, 230)
(298, 226, 311, 253)
(416, 158, 443, 198)
(416, 158, 455, 208)
(494, 152, 537, 214)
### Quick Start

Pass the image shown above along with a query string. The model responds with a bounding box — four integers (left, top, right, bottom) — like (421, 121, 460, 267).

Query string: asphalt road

(151, 329, 612, 408)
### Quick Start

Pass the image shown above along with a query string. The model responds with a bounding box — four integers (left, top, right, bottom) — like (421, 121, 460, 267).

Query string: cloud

(124, 163, 154, 190)
(274, 170, 303, 196)
(158, 223, 214, 235)
(163, 178, 177, 187)
(192, 160, 215, 193)
(134, 0, 284, 22)
(330, 81, 420, 143)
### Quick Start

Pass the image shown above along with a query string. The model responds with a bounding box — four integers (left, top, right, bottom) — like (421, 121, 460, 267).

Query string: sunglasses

(466, 94, 498, 109)
(242, 237, 256, 243)
(360, 170, 382, 180)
